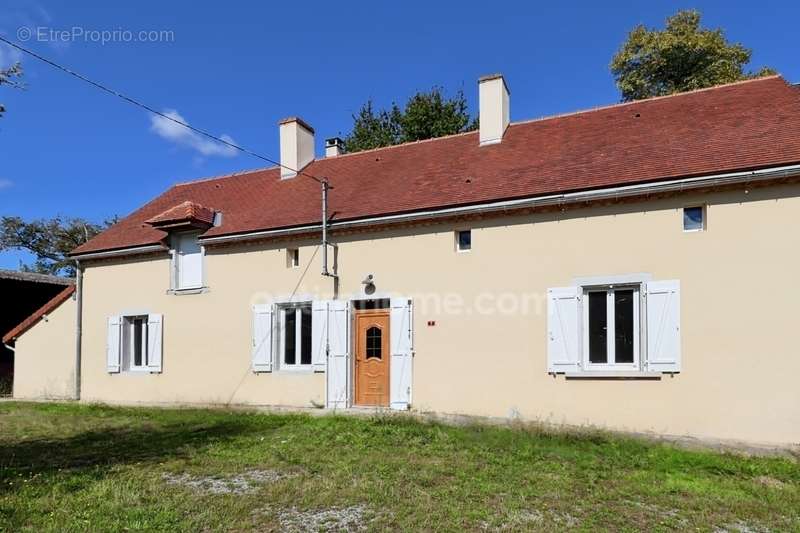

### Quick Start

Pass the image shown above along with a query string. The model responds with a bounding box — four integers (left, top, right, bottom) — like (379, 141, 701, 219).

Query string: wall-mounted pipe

(321, 178, 337, 279)
(74, 259, 83, 400)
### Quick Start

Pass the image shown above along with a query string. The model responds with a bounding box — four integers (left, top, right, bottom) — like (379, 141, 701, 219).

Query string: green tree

(343, 100, 403, 152)
(0, 215, 117, 276)
(0, 63, 24, 118)
(343, 87, 477, 153)
(611, 10, 775, 102)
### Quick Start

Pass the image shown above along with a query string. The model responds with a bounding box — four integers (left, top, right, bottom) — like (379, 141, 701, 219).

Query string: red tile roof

(72, 76, 800, 256)
(3, 285, 76, 344)
(145, 200, 216, 229)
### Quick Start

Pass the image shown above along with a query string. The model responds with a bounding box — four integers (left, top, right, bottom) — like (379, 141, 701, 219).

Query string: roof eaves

(70, 243, 169, 260)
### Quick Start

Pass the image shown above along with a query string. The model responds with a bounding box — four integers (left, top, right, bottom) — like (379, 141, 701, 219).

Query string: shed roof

(2, 285, 75, 344)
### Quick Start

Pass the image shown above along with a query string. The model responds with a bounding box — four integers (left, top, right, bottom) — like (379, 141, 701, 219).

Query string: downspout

(320, 178, 340, 300)
(321, 178, 329, 276)
(74, 259, 83, 401)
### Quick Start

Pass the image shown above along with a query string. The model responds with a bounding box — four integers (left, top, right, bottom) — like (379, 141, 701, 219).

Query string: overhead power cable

(0, 35, 324, 184)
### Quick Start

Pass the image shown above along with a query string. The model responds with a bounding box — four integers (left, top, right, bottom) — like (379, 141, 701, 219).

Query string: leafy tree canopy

(611, 10, 775, 101)
(343, 87, 478, 153)
(0, 215, 117, 276)
(0, 63, 24, 118)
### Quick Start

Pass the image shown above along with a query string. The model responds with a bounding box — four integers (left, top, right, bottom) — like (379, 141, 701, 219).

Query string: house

(11, 74, 800, 449)
(0, 269, 74, 396)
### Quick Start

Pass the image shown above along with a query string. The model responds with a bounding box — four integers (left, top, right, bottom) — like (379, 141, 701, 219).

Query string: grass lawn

(0, 402, 798, 532)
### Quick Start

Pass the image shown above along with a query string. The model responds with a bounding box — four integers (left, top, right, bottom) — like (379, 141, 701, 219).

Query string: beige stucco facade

(13, 295, 77, 400)
(73, 182, 800, 448)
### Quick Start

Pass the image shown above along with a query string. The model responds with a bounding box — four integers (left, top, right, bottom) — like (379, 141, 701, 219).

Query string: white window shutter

(326, 300, 350, 408)
(106, 315, 122, 373)
(547, 287, 581, 373)
(311, 300, 328, 372)
(252, 304, 274, 372)
(645, 280, 681, 372)
(147, 314, 163, 373)
(390, 298, 413, 410)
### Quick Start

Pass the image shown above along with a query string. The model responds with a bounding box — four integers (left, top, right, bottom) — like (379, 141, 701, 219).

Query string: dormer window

(173, 232, 203, 290)
(145, 201, 216, 294)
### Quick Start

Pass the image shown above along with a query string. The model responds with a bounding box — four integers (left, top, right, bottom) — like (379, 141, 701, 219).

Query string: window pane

(614, 290, 635, 364)
(366, 326, 382, 359)
(287, 248, 299, 268)
(458, 230, 471, 251)
(133, 318, 143, 367)
(284, 309, 296, 365)
(588, 292, 607, 363)
(683, 206, 703, 231)
(300, 306, 312, 365)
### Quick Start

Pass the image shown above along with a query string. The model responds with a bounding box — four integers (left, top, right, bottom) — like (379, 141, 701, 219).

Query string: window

(279, 303, 312, 368)
(173, 232, 203, 290)
(107, 313, 162, 374)
(584, 286, 640, 369)
(683, 206, 704, 232)
(456, 230, 471, 252)
(123, 316, 149, 371)
(366, 326, 382, 359)
(547, 278, 680, 375)
(286, 248, 299, 268)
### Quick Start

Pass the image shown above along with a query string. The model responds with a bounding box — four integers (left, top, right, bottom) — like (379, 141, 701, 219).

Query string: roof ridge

(174, 165, 277, 187)
(171, 131, 480, 187)
(513, 75, 784, 127)
(172, 76, 785, 191)
(318, 129, 478, 161)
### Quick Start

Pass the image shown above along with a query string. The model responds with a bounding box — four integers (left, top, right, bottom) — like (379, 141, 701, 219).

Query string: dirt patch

(756, 476, 786, 489)
(163, 469, 290, 495)
(713, 521, 771, 533)
(480, 510, 542, 531)
(628, 500, 688, 528)
(481, 508, 580, 530)
(274, 505, 371, 532)
(551, 511, 580, 528)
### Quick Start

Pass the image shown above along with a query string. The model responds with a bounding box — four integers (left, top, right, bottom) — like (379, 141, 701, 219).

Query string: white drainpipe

(74, 259, 83, 400)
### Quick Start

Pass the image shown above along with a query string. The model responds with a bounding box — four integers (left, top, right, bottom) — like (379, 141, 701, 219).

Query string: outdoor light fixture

(362, 274, 376, 295)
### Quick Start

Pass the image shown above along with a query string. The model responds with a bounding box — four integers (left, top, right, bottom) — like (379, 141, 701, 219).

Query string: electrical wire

(225, 245, 321, 406)
(0, 35, 325, 184)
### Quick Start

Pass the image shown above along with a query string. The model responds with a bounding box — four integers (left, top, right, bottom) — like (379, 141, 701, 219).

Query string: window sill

(564, 371, 663, 380)
(277, 367, 315, 374)
(167, 287, 208, 296)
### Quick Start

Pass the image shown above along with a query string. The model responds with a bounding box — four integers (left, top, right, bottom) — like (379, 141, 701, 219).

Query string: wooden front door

(354, 309, 390, 407)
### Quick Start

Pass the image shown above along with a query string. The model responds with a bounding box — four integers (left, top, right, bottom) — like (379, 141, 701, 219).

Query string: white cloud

(150, 109, 238, 158)
(0, 179, 14, 190)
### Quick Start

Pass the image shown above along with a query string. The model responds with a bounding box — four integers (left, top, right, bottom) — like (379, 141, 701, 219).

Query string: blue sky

(0, 0, 797, 270)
